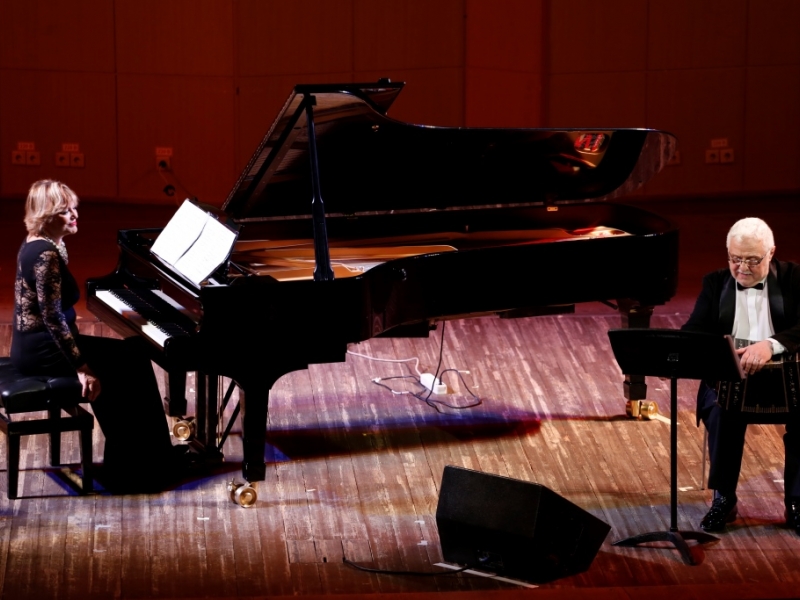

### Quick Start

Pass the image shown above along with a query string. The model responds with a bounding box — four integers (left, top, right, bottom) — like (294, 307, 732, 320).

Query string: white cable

(346, 349, 423, 377)
(347, 349, 478, 405)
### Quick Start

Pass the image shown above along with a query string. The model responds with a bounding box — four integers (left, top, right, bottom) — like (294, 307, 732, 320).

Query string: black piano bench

(0, 357, 94, 499)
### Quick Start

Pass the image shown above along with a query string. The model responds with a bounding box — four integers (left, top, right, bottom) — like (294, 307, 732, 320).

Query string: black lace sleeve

(33, 249, 86, 369)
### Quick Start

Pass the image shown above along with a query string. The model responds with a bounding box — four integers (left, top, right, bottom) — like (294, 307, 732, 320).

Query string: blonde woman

(11, 180, 182, 493)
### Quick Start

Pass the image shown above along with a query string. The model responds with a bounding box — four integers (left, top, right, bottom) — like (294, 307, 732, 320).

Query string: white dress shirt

(732, 278, 786, 355)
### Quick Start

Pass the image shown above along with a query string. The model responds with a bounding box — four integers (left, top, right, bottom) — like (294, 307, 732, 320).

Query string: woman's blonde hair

(24, 180, 79, 235)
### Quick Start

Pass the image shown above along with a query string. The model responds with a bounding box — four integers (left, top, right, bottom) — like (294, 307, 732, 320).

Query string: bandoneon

(717, 339, 800, 423)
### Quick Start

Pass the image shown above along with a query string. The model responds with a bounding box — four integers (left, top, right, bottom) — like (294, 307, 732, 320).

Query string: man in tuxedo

(682, 217, 800, 535)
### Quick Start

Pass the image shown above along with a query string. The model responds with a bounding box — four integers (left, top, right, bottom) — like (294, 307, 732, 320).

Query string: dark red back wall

(1, 0, 798, 205)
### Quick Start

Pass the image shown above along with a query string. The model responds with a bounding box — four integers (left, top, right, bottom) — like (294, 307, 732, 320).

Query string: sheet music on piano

(151, 199, 238, 285)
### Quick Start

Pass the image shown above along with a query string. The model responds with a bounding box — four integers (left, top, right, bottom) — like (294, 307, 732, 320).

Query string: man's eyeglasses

(728, 251, 769, 267)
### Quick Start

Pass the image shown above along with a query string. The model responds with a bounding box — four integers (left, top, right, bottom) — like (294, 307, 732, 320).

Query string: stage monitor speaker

(436, 465, 610, 583)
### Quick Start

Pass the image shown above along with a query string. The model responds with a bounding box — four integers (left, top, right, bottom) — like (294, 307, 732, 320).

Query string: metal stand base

(614, 529, 718, 566)
(615, 377, 718, 565)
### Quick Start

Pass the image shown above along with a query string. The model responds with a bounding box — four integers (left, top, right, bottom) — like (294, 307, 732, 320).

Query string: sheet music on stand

(151, 199, 238, 285)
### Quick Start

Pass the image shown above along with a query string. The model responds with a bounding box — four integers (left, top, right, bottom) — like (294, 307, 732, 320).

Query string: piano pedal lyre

(228, 480, 257, 508)
(172, 417, 196, 441)
(626, 400, 659, 420)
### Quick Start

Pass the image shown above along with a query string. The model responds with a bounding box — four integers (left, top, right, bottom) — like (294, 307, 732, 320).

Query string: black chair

(0, 357, 94, 499)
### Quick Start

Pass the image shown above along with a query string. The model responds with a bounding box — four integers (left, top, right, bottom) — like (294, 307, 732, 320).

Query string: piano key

(94, 289, 190, 347)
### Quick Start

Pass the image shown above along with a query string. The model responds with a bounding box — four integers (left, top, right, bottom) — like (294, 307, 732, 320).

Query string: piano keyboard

(94, 289, 193, 347)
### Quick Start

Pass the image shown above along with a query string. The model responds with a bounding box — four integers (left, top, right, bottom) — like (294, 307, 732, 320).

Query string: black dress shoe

(700, 494, 738, 532)
(786, 499, 800, 536)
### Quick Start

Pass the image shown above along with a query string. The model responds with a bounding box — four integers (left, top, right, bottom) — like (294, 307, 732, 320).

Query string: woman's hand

(77, 366, 102, 401)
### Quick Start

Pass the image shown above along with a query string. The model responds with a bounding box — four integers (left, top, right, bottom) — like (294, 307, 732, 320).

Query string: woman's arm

(33, 249, 84, 366)
(34, 249, 101, 400)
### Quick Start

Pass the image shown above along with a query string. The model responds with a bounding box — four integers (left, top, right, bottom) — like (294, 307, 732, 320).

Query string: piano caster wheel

(172, 417, 196, 441)
(626, 400, 659, 420)
(228, 480, 257, 508)
(639, 401, 659, 419)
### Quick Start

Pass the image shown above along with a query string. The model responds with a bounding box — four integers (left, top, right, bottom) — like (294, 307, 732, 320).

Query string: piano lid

(222, 81, 676, 223)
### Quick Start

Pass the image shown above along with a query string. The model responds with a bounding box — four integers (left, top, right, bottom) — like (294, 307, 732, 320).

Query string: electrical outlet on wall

(156, 147, 173, 170)
(720, 148, 735, 163)
(12, 142, 36, 166)
(705, 149, 720, 164)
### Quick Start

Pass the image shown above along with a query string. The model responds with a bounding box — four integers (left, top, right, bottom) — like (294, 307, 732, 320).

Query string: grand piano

(87, 81, 678, 503)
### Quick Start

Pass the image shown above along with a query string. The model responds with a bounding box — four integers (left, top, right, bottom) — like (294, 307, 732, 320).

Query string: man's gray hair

(726, 217, 775, 250)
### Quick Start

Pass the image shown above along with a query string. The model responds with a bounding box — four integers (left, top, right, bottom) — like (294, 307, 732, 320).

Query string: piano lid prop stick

(304, 94, 335, 282)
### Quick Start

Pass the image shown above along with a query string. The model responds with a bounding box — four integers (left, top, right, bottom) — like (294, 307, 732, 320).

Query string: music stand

(607, 328, 744, 565)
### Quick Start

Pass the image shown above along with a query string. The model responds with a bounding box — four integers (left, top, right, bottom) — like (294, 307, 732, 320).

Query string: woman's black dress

(11, 239, 178, 491)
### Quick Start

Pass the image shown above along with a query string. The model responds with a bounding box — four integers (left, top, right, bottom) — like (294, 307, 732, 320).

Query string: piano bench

(0, 357, 94, 500)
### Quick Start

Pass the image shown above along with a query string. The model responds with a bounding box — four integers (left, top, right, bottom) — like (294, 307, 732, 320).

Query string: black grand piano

(87, 81, 678, 503)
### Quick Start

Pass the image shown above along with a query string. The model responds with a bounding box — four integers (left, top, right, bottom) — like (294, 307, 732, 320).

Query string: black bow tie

(737, 282, 764, 291)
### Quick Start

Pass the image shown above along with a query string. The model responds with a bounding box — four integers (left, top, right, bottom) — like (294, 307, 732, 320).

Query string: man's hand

(736, 340, 773, 375)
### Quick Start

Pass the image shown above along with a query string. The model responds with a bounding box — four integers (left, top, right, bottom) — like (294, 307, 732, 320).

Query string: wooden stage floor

(0, 195, 798, 599)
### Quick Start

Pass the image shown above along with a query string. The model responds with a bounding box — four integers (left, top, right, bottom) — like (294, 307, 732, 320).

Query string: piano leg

(163, 369, 188, 416)
(189, 372, 275, 505)
(617, 299, 654, 403)
(192, 373, 269, 483)
(196, 373, 220, 451)
(238, 383, 269, 483)
(160, 369, 200, 441)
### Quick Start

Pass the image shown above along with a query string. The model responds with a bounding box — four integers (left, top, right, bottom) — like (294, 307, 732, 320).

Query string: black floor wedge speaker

(436, 465, 610, 583)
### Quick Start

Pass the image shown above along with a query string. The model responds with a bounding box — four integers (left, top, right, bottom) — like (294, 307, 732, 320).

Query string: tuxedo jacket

(682, 259, 800, 421)
(682, 259, 800, 353)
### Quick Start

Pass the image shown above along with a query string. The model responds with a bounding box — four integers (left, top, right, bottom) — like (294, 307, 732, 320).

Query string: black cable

(425, 320, 447, 401)
(367, 321, 483, 413)
(371, 370, 482, 413)
(371, 374, 420, 395)
(409, 369, 482, 412)
(414, 321, 448, 413)
(342, 556, 470, 577)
